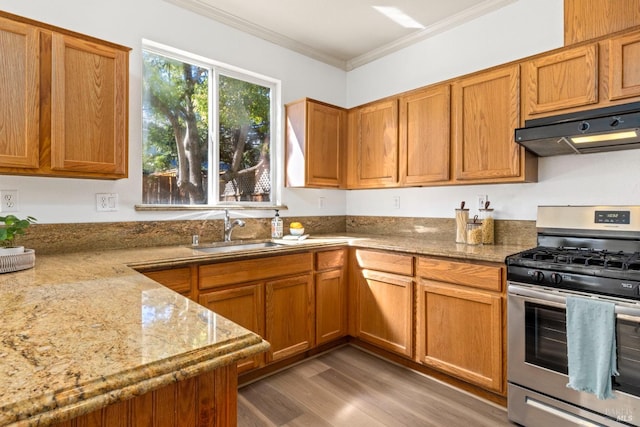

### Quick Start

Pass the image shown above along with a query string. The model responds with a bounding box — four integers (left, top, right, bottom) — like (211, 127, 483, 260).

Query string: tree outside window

(142, 47, 275, 205)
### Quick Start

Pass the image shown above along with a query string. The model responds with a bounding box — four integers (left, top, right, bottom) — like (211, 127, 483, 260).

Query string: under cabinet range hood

(514, 101, 640, 156)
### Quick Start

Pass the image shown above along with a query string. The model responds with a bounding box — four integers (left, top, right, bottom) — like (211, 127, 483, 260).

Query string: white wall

(0, 0, 347, 223)
(3, 0, 640, 225)
(345, 0, 640, 221)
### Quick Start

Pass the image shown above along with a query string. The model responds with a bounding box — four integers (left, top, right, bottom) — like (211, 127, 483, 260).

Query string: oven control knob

(550, 273, 563, 284)
(531, 270, 544, 282)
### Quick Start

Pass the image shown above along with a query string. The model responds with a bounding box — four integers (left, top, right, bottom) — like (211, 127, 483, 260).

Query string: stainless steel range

(507, 206, 640, 427)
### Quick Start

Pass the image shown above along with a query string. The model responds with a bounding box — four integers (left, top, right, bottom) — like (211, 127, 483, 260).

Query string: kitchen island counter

(0, 249, 269, 427)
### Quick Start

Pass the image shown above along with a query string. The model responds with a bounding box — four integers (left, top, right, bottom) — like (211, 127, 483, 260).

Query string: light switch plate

(96, 193, 118, 212)
(477, 194, 488, 210)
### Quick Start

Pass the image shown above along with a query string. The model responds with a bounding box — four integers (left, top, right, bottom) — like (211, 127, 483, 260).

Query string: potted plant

(0, 215, 36, 255)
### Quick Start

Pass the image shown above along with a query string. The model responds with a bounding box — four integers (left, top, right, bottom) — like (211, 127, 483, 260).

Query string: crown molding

(347, 0, 516, 70)
(166, 0, 516, 72)
(165, 0, 348, 69)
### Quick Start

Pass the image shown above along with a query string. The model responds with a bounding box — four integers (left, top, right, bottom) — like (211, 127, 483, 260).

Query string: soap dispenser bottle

(271, 209, 283, 238)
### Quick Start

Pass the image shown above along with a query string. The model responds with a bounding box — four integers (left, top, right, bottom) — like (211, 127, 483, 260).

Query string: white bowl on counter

(289, 227, 305, 236)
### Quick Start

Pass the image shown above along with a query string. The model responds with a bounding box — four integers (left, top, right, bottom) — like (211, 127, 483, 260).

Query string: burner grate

(511, 247, 640, 274)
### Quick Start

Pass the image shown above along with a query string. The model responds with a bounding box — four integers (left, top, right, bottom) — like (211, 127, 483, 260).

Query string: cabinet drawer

(199, 252, 313, 290)
(417, 258, 503, 292)
(316, 248, 345, 271)
(144, 267, 192, 295)
(354, 249, 413, 276)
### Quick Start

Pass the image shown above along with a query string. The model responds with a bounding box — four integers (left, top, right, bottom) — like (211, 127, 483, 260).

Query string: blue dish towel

(566, 296, 619, 399)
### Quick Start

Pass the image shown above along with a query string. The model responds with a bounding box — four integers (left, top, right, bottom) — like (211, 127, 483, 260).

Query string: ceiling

(166, 0, 516, 70)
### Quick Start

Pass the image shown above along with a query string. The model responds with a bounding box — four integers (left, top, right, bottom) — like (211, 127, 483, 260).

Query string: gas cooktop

(506, 206, 640, 300)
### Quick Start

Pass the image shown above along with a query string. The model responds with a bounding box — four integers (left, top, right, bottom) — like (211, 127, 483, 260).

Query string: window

(141, 42, 279, 206)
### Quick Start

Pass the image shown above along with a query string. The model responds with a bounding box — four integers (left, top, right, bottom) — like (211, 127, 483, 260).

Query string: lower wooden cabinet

(353, 249, 414, 358)
(140, 247, 507, 399)
(416, 257, 505, 394)
(141, 266, 195, 300)
(416, 281, 503, 392)
(51, 364, 237, 427)
(199, 283, 265, 373)
(315, 269, 346, 345)
(315, 249, 347, 345)
(266, 273, 314, 362)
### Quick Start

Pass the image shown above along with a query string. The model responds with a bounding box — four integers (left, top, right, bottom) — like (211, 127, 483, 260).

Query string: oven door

(508, 283, 640, 427)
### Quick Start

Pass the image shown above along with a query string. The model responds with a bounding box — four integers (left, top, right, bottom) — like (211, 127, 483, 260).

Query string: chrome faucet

(223, 209, 245, 242)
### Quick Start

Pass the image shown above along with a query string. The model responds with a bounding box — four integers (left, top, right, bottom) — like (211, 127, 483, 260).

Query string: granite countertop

(0, 233, 530, 426)
(0, 249, 270, 427)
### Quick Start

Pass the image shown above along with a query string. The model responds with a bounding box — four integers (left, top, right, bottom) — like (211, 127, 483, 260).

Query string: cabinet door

(416, 280, 503, 393)
(307, 101, 345, 187)
(0, 16, 39, 169)
(351, 99, 399, 188)
(315, 268, 346, 345)
(609, 31, 640, 101)
(523, 44, 598, 117)
(285, 99, 345, 188)
(266, 274, 314, 362)
(356, 269, 413, 357)
(399, 85, 451, 185)
(199, 283, 265, 373)
(51, 33, 128, 176)
(453, 65, 522, 181)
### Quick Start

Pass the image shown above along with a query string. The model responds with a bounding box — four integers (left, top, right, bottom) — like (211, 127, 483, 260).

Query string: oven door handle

(508, 284, 640, 320)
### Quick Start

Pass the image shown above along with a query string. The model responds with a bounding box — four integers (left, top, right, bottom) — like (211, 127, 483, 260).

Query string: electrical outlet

(96, 193, 118, 212)
(0, 190, 18, 212)
(393, 196, 401, 209)
(477, 194, 487, 210)
(318, 197, 325, 209)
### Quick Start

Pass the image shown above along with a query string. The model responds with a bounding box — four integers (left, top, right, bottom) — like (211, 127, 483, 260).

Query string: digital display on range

(595, 210, 631, 224)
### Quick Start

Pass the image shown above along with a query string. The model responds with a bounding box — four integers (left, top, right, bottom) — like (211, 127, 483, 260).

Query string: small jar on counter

(479, 208, 495, 245)
(466, 218, 483, 245)
(455, 208, 469, 243)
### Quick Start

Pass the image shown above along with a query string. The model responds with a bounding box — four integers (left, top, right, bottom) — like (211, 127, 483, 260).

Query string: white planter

(0, 248, 35, 273)
(0, 246, 24, 255)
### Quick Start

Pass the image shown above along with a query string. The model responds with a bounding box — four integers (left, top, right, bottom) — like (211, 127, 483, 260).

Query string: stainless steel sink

(194, 241, 284, 254)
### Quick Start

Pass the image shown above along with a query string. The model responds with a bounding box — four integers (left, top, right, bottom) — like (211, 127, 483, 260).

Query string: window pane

(218, 74, 271, 202)
(142, 51, 209, 204)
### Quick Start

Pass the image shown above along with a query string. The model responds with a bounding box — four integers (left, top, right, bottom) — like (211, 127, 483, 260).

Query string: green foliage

(142, 51, 209, 175)
(0, 215, 36, 247)
(142, 50, 272, 203)
(218, 74, 270, 169)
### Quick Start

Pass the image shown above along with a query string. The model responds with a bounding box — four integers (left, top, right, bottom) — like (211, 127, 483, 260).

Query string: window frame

(138, 40, 282, 210)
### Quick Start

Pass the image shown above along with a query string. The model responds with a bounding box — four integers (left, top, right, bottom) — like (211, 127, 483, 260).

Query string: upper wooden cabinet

(50, 34, 128, 175)
(285, 98, 346, 188)
(564, 0, 640, 45)
(453, 65, 535, 183)
(523, 28, 640, 120)
(608, 31, 640, 101)
(399, 84, 451, 185)
(347, 98, 399, 188)
(0, 16, 39, 169)
(0, 12, 130, 179)
(522, 44, 598, 118)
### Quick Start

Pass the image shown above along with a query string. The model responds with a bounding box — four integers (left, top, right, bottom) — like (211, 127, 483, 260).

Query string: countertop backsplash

(346, 216, 537, 247)
(14, 215, 536, 255)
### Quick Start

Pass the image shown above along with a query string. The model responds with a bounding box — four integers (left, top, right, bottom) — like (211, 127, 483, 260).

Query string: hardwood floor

(238, 345, 513, 426)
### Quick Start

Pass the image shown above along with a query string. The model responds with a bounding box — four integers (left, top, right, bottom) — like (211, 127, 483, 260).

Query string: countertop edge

(6, 338, 269, 427)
